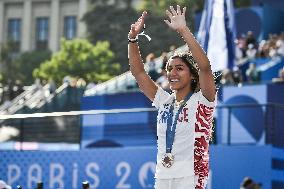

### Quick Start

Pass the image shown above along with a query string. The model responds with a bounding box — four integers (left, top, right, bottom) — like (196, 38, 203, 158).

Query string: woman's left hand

(164, 5, 187, 33)
(129, 11, 147, 39)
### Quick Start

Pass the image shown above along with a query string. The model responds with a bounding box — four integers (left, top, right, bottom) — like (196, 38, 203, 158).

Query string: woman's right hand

(128, 11, 147, 39)
(164, 5, 187, 33)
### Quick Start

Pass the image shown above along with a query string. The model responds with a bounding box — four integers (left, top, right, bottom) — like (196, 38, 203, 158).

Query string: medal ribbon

(166, 92, 193, 153)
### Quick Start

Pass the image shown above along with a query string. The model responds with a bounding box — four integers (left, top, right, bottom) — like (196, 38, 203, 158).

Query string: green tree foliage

(14, 51, 51, 85)
(33, 39, 120, 84)
(0, 42, 51, 85)
(83, 2, 138, 72)
(0, 42, 17, 84)
(136, 1, 200, 64)
(83, 0, 204, 73)
(139, 0, 205, 16)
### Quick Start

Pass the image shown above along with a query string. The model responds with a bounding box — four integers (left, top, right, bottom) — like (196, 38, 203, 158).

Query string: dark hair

(167, 52, 200, 92)
(167, 52, 222, 92)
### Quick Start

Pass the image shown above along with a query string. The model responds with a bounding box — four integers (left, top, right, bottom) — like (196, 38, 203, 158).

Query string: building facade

(0, 0, 88, 53)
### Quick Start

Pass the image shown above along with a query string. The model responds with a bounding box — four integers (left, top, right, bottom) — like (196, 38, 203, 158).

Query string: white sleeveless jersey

(153, 87, 216, 188)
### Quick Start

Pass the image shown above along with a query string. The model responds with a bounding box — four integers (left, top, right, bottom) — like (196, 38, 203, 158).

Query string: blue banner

(0, 147, 156, 189)
(218, 84, 267, 144)
(0, 146, 276, 189)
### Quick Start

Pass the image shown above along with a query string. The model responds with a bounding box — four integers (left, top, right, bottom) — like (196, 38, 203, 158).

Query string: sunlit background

(0, 0, 284, 188)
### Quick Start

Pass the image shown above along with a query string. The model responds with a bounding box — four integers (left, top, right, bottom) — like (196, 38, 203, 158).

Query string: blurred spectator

(69, 77, 78, 87)
(267, 34, 278, 58)
(168, 45, 177, 57)
(258, 39, 269, 58)
(276, 32, 284, 56)
(1, 95, 12, 110)
(235, 32, 284, 60)
(0, 180, 11, 189)
(238, 34, 247, 57)
(34, 78, 43, 90)
(82, 181, 90, 189)
(245, 31, 257, 48)
(14, 80, 24, 97)
(169, 45, 176, 52)
(235, 39, 244, 60)
(272, 67, 284, 83)
(269, 46, 278, 58)
(63, 75, 72, 85)
(146, 53, 160, 81)
(156, 53, 169, 90)
(246, 44, 257, 60)
(220, 69, 234, 85)
(240, 177, 262, 189)
(76, 78, 87, 88)
(7, 80, 15, 100)
(48, 79, 56, 94)
(246, 63, 260, 83)
(0, 83, 3, 103)
(86, 82, 96, 90)
(158, 52, 168, 68)
(232, 66, 243, 84)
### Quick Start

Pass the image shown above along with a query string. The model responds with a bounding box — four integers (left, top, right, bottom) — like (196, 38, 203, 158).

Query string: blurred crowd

(0, 31, 284, 108)
(235, 31, 284, 61)
(145, 31, 284, 91)
(222, 31, 284, 85)
(0, 80, 24, 108)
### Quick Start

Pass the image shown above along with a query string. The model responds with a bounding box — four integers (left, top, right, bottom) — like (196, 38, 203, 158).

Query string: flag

(197, 0, 236, 72)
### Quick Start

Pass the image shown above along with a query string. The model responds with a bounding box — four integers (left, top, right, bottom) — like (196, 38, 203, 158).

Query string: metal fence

(216, 103, 284, 146)
(0, 103, 283, 150)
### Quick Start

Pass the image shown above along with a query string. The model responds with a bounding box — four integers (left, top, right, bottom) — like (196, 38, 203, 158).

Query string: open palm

(129, 11, 147, 39)
(164, 5, 187, 32)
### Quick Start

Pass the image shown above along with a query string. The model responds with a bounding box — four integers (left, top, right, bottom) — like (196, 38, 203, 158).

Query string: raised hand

(164, 5, 187, 32)
(128, 11, 147, 39)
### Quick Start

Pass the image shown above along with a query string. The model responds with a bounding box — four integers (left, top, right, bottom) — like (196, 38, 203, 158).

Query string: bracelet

(128, 36, 138, 43)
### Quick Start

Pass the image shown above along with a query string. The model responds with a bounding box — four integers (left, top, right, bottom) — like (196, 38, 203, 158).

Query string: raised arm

(164, 5, 216, 102)
(128, 11, 158, 101)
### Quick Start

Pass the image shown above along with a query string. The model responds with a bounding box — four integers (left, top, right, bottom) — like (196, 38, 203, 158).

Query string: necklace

(174, 100, 184, 108)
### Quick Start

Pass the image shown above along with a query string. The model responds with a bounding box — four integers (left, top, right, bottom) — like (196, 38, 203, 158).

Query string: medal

(163, 92, 192, 169)
(162, 153, 174, 168)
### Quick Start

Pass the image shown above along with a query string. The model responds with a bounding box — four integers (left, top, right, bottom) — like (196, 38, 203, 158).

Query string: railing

(216, 103, 284, 146)
(0, 108, 156, 150)
(0, 103, 283, 150)
(0, 83, 69, 115)
(0, 85, 37, 114)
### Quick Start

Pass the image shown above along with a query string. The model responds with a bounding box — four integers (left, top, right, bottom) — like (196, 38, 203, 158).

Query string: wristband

(128, 29, 151, 43)
(128, 36, 138, 43)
